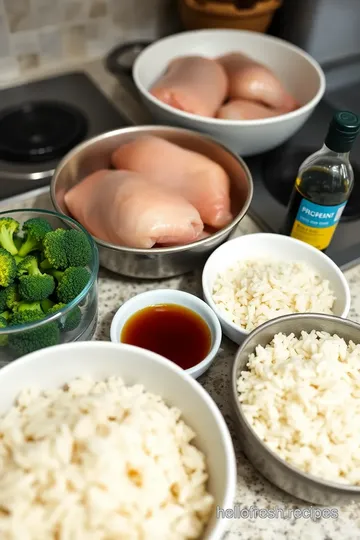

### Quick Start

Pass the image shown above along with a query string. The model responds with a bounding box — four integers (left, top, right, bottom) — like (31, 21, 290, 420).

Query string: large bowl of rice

(232, 312, 360, 505)
(202, 233, 350, 344)
(0, 341, 236, 539)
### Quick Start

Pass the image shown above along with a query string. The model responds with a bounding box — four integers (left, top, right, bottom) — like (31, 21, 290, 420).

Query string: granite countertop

(2, 59, 360, 540)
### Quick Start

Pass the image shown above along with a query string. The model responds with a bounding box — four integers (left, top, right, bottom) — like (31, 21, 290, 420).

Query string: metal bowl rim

(231, 312, 360, 493)
(50, 124, 254, 254)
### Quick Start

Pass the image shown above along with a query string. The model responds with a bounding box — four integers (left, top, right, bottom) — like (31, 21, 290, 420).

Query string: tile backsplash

(0, 0, 179, 80)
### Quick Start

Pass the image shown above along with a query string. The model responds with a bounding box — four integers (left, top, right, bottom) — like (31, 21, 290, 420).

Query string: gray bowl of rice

(232, 312, 360, 505)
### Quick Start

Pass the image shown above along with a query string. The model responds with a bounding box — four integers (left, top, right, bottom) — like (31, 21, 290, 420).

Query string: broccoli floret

(8, 309, 59, 356)
(52, 266, 90, 304)
(0, 218, 20, 255)
(17, 301, 42, 313)
(0, 311, 10, 346)
(42, 299, 81, 332)
(17, 255, 55, 302)
(64, 306, 82, 331)
(64, 229, 92, 267)
(40, 228, 92, 270)
(18, 217, 53, 257)
(0, 316, 8, 346)
(40, 298, 54, 313)
(5, 284, 20, 311)
(17, 255, 39, 277)
(48, 302, 82, 332)
(14, 236, 23, 251)
(0, 248, 17, 287)
(10, 302, 44, 326)
(0, 288, 8, 312)
(18, 274, 55, 302)
(41, 229, 67, 270)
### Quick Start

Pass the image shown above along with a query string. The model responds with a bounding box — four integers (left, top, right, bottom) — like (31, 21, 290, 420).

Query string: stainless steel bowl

(50, 125, 253, 279)
(232, 313, 360, 505)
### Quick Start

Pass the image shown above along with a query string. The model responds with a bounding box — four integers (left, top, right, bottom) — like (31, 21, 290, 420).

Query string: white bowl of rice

(232, 312, 360, 505)
(0, 341, 236, 540)
(202, 233, 350, 344)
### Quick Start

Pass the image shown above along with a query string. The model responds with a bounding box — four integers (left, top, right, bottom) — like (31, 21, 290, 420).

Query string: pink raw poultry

(218, 52, 299, 112)
(64, 170, 204, 249)
(111, 136, 233, 229)
(150, 55, 228, 117)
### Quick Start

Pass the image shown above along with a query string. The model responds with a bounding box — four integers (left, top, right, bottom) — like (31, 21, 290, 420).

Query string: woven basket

(179, 0, 282, 33)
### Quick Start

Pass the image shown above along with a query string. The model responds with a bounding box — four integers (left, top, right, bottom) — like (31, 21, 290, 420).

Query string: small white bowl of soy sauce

(110, 289, 222, 379)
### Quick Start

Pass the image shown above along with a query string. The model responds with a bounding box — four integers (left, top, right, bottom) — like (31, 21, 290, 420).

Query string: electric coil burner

(0, 71, 130, 199)
(246, 59, 360, 270)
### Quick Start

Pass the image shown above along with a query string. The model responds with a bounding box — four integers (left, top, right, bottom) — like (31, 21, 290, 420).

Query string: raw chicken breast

(111, 136, 233, 228)
(217, 52, 299, 112)
(150, 56, 228, 117)
(217, 99, 286, 120)
(64, 170, 204, 249)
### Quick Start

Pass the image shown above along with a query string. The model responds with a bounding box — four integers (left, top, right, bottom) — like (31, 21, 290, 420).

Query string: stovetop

(0, 71, 130, 199)
(0, 63, 359, 269)
(245, 74, 360, 271)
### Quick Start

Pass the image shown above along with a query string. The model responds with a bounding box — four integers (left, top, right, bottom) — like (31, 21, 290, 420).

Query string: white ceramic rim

(202, 233, 352, 337)
(0, 340, 236, 539)
(133, 29, 326, 127)
(110, 289, 223, 377)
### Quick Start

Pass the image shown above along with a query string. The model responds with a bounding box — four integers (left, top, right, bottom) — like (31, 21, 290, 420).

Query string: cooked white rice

(237, 330, 360, 484)
(212, 259, 336, 331)
(0, 376, 214, 539)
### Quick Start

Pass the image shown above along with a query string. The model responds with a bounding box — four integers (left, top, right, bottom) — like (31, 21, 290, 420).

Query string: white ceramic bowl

(202, 233, 351, 345)
(0, 341, 236, 539)
(110, 289, 222, 379)
(133, 29, 326, 156)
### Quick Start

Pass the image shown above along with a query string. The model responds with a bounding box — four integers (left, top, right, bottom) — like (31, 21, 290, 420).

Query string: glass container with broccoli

(0, 209, 99, 363)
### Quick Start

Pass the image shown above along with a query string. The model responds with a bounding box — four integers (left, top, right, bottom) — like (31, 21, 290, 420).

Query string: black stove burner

(0, 101, 87, 163)
(262, 145, 360, 221)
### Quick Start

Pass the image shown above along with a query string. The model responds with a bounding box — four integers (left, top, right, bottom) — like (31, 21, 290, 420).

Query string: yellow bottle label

(290, 198, 346, 250)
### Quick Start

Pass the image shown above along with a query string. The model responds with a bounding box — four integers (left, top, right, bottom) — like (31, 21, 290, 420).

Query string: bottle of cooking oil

(282, 110, 360, 251)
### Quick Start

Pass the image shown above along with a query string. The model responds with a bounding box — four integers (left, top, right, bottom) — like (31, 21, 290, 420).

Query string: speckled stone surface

(1, 60, 360, 539)
(2, 189, 360, 539)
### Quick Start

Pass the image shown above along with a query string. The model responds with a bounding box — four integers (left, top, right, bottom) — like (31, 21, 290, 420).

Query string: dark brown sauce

(121, 304, 212, 369)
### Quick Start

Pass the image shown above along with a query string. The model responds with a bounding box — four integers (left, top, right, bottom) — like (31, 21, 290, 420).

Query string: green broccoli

(40, 228, 92, 270)
(51, 266, 90, 304)
(41, 229, 67, 270)
(8, 309, 60, 356)
(0, 310, 10, 345)
(0, 288, 8, 312)
(18, 218, 53, 257)
(42, 299, 82, 332)
(0, 218, 20, 255)
(0, 316, 8, 346)
(64, 229, 92, 267)
(40, 298, 54, 313)
(17, 255, 55, 302)
(17, 301, 42, 313)
(14, 236, 23, 251)
(0, 248, 17, 287)
(5, 284, 20, 311)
